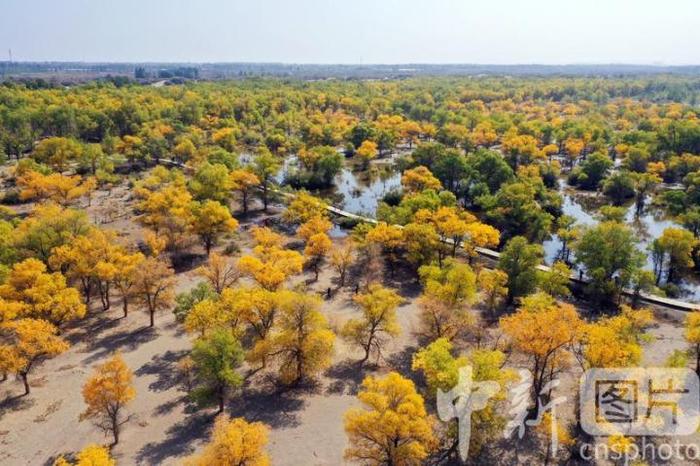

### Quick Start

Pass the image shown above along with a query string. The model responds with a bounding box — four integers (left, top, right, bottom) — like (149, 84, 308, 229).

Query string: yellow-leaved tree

(133, 257, 176, 327)
(283, 192, 327, 225)
(685, 311, 700, 375)
(365, 222, 404, 276)
(412, 339, 515, 460)
(268, 291, 335, 385)
(304, 232, 332, 281)
(238, 227, 303, 290)
(0, 258, 86, 326)
(112, 251, 145, 317)
(401, 166, 442, 193)
(137, 183, 194, 252)
(419, 206, 499, 261)
(0, 318, 69, 395)
(183, 288, 243, 337)
(417, 259, 476, 341)
(499, 292, 583, 402)
(344, 372, 437, 465)
(190, 200, 238, 255)
(297, 215, 332, 243)
(478, 269, 508, 315)
(80, 352, 135, 446)
(226, 286, 280, 366)
(49, 228, 123, 307)
(185, 415, 270, 466)
(229, 169, 260, 214)
(18, 171, 96, 206)
(579, 305, 654, 368)
(195, 252, 240, 293)
(53, 444, 115, 466)
(355, 140, 378, 168)
(329, 241, 355, 287)
(342, 284, 402, 363)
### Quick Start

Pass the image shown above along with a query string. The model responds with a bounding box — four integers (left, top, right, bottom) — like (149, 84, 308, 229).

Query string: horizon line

(3, 61, 700, 67)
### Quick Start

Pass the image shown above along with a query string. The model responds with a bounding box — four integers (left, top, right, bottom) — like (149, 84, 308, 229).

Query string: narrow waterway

(274, 157, 700, 302)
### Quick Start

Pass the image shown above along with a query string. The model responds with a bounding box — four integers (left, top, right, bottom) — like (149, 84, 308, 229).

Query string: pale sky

(1, 0, 699, 64)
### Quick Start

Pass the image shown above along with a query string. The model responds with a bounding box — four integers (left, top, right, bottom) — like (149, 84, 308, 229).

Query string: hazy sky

(2, 0, 699, 64)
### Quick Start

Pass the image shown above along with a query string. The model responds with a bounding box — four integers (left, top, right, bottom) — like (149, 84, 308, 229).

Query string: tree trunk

(149, 307, 155, 327)
(83, 280, 92, 304)
(122, 297, 129, 317)
(218, 385, 226, 414)
(21, 372, 30, 395)
(112, 417, 120, 445)
(99, 282, 110, 310)
(361, 344, 371, 363)
(296, 356, 304, 385)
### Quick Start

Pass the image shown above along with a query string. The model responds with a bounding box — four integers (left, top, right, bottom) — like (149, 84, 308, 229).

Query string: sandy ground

(0, 188, 428, 466)
(0, 248, 422, 465)
(1, 187, 699, 465)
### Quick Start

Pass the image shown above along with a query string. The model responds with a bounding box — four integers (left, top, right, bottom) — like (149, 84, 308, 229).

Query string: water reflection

(543, 183, 700, 302)
(331, 166, 402, 216)
(275, 156, 402, 216)
(274, 156, 700, 302)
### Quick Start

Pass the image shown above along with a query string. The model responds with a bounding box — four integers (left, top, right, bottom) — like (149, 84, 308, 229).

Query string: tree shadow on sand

(138, 375, 311, 462)
(226, 377, 309, 429)
(382, 263, 422, 299)
(135, 411, 212, 464)
(0, 390, 35, 421)
(384, 345, 421, 386)
(324, 359, 369, 396)
(82, 326, 159, 365)
(152, 395, 190, 417)
(170, 252, 207, 274)
(135, 349, 189, 392)
(64, 312, 123, 348)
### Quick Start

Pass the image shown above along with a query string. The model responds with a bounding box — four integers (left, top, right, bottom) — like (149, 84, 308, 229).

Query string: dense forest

(2, 75, 700, 465)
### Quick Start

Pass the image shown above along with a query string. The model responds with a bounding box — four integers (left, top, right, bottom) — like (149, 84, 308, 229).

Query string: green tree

(190, 329, 244, 414)
(602, 171, 635, 206)
(498, 236, 543, 305)
(537, 261, 571, 298)
(652, 228, 698, 283)
(575, 221, 644, 307)
(173, 281, 218, 323)
(486, 181, 554, 243)
(189, 162, 231, 202)
(568, 152, 613, 190)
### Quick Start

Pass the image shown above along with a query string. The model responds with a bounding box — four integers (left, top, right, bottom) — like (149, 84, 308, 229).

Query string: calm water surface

(275, 157, 700, 301)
